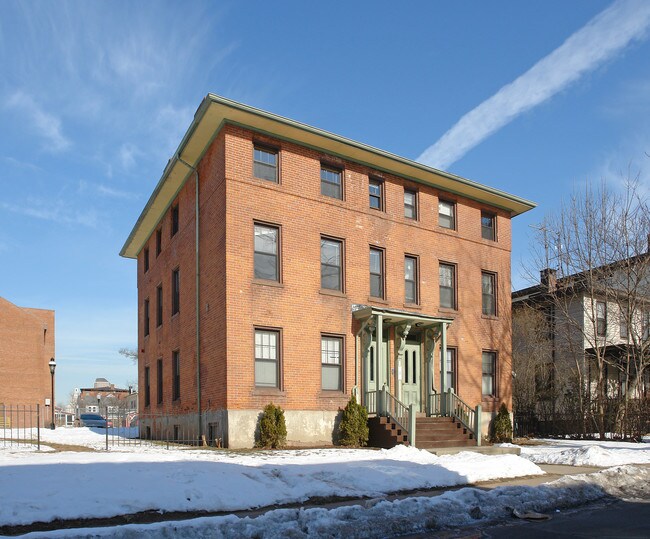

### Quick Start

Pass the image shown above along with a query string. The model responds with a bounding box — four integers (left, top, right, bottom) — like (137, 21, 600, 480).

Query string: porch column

(376, 314, 384, 388)
(440, 322, 448, 396)
(359, 317, 375, 405)
(425, 328, 435, 415)
(395, 323, 411, 401)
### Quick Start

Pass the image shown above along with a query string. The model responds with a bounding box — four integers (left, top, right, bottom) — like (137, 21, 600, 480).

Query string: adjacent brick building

(121, 95, 535, 447)
(0, 296, 55, 426)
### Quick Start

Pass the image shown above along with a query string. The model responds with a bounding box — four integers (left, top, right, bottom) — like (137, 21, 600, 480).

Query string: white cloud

(5, 91, 71, 153)
(118, 143, 142, 170)
(417, 0, 650, 170)
(97, 184, 139, 200)
(0, 200, 98, 228)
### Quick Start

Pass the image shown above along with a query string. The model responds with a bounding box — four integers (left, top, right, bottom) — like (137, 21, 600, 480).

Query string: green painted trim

(205, 94, 536, 211)
(121, 94, 537, 258)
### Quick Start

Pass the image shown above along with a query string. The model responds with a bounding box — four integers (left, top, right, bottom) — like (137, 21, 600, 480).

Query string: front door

(401, 339, 421, 409)
(365, 335, 389, 394)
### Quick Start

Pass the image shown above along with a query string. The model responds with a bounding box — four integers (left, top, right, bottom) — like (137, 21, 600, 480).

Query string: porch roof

(352, 305, 453, 328)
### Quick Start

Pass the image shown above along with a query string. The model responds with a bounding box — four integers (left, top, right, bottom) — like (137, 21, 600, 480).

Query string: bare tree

(527, 178, 649, 439)
(119, 348, 138, 364)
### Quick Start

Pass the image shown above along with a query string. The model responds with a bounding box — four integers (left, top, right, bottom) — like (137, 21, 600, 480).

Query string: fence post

(408, 403, 416, 448)
(474, 404, 482, 447)
(36, 404, 40, 451)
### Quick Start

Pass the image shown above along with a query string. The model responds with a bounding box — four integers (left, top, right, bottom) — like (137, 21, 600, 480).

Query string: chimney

(540, 268, 557, 291)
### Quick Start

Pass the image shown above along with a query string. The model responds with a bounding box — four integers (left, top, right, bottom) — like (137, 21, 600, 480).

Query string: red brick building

(0, 296, 55, 426)
(121, 95, 535, 448)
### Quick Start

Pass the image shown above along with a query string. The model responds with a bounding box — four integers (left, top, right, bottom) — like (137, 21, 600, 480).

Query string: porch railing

(428, 388, 442, 417)
(446, 389, 482, 446)
(370, 386, 416, 447)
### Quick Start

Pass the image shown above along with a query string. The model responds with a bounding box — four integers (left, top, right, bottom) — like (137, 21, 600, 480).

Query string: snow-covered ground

(0, 440, 541, 527)
(16, 465, 650, 538)
(514, 438, 650, 467)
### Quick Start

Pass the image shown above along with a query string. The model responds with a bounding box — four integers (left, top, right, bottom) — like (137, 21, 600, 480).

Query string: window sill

(320, 289, 347, 298)
(438, 226, 457, 233)
(251, 176, 281, 186)
(319, 391, 347, 399)
(481, 314, 499, 321)
(368, 296, 388, 304)
(252, 279, 284, 288)
(403, 303, 422, 310)
(438, 306, 458, 315)
(171, 312, 179, 321)
(252, 388, 286, 397)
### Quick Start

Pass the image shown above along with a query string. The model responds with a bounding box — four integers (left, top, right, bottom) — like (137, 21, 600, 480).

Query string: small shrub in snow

(491, 403, 513, 443)
(256, 403, 287, 449)
(338, 394, 369, 447)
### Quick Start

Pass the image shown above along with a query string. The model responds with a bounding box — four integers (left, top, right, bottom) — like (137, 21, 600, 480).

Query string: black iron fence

(1, 405, 229, 450)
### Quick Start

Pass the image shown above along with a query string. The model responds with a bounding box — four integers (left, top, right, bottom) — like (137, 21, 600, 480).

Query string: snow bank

(19, 465, 650, 539)
(0, 445, 542, 526)
(517, 439, 650, 467)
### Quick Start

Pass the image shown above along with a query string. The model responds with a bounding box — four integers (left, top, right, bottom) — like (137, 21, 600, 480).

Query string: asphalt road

(479, 498, 650, 539)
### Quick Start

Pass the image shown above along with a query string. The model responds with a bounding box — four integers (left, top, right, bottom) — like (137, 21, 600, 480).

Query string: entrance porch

(352, 305, 482, 448)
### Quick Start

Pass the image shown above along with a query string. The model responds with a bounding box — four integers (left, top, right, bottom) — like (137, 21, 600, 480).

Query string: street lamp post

(48, 358, 56, 430)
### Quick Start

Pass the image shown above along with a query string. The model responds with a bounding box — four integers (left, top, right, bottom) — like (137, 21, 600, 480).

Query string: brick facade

(126, 96, 532, 447)
(0, 296, 55, 425)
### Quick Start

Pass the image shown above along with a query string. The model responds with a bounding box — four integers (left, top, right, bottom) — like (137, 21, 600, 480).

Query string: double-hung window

(144, 367, 151, 407)
(321, 335, 343, 391)
(321, 166, 342, 199)
(369, 247, 384, 299)
(404, 189, 417, 220)
(439, 200, 455, 229)
(172, 350, 181, 400)
(156, 228, 162, 256)
(171, 269, 180, 315)
(171, 204, 179, 236)
(143, 299, 150, 337)
(404, 255, 418, 304)
(144, 248, 149, 273)
(157, 359, 163, 404)
(481, 212, 496, 241)
(369, 178, 383, 210)
(321, 237, 343, 291)
(253, 147, 278, 182)
(446, 348, 457, 392)
(156, 285, 163, 326)
(255, 329, 280, 388)
(439, 263, 456, 309)
(254, 223, 280, 281)
(481, 272, 496, 316)
(482, 351, 496, 396)
(596, 301, 607, 336)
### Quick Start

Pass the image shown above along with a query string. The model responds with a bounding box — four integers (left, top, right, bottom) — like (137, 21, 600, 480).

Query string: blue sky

(1, 1, 649, 403)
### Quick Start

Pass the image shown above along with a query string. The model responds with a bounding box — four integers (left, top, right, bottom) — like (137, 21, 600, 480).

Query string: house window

(404, 189, 417, 220)
(439, 200, 455, 230)
(254, 223, 280, 281)
(321, 335, 343, 391)
(446, 348, 457, 392)
(481, 272, 497, 316)
(369, 247, 384, 299)
(620, 316, 628, 339)
(255, 329, 280, 388)
(369, 178, 383, 210)
(144, 367, 150, 407)
(321, 237, 343, 291)
(643, 312, 650, 340)
(171, 269, 180, 316)
(253, 146, 278, 182)
(144, 248, 149, 273)
(481, 212, 496, 241)
(321, 165, 342, 199)
(596, 301, 607, 336)
(171, 204, 179, 236)
(157, 359, 163, 404)
(482, 351, 496, 396)
(439, 263, 456, 309)
(144, 299, 150, 337)
(156, 285, 163, 326)
(172, 350, 180, 400)
(86, 405, 98, 413)
(404, 255, 418, 304)
(156, 228, 162, 256)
